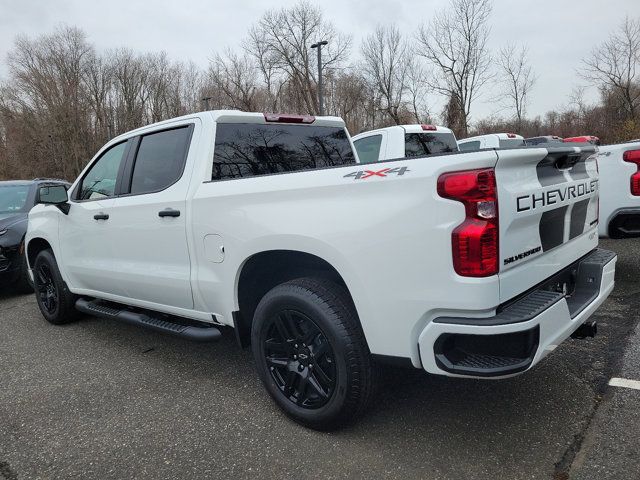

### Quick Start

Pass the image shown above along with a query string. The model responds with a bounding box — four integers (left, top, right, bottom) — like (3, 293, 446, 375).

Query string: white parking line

(609, 377, 640, 390)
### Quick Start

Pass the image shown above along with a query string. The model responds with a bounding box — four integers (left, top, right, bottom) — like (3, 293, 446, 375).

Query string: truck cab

(352, 124, 458, 163)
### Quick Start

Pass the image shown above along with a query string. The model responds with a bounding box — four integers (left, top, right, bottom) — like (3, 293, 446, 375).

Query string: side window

(458, 141, 481, 152)
(78, 142, 128, 200)
(354, 135, 382, 164)
(129, 126, 192, 195)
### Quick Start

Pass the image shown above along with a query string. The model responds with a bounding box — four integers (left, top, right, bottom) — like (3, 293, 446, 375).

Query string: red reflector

(421, 124, 437, 131)
(264, 113, 315, 124)
(623, 150, 640, 196)
(452, 220, 498, 277)
(507, 133, 516, 138)
(438, 168, 498, 277)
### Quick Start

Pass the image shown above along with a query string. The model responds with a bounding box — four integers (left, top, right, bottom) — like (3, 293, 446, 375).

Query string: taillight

(623, 149, 640, 196)
(264, 113, 315, 124)
(421, 124, 437, 131)
(437, 168, 499, 277)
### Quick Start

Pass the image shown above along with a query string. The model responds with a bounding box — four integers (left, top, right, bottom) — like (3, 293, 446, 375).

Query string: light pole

(201, 96, 213, 111)
(310, 40, 328, 116)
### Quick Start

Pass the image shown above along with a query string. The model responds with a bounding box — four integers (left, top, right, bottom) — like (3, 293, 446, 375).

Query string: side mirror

(38, 185, 70, 214)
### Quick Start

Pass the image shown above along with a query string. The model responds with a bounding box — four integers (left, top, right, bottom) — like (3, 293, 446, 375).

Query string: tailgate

(495, 146, 599, 301)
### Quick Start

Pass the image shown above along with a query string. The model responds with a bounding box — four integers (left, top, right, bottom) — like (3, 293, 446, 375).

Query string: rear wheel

(251, 277, 375, 430)
(33, 249, 80, 325)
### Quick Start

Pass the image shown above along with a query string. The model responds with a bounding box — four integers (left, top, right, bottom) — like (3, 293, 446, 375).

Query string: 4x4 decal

(344, 166, 410, 180)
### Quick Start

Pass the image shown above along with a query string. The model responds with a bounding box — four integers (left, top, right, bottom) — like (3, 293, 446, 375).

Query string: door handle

(158, 208, 180, 218)
(93, 213, 109, 220)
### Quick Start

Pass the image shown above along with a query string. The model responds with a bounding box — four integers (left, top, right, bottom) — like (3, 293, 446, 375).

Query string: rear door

(495, 146, 599, 301)
(106, 122, 197, 309)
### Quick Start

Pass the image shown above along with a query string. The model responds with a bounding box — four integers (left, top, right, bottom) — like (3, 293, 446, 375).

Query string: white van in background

(352, 124, 458, 163)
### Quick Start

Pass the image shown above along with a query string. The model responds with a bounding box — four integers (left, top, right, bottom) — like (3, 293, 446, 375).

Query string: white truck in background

(596, 140, 640, 238)
(352, 124, 458, 163)
(457, 133, 525, 151)
(26, 111, 616, 429)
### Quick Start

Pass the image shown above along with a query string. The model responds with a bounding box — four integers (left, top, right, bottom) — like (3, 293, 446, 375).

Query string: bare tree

(581, 16, 640, 120)
(361, 25, 412, 124)
(209, 50, 260, 111)
(416, 0, 493, 136)
(497, 44, 536, 130)
(243, 0, 351, 114)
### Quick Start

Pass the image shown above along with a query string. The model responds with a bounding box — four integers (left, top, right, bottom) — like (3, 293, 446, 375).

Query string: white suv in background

(458, 133, 525, 151)
(352, 124, 458, 163)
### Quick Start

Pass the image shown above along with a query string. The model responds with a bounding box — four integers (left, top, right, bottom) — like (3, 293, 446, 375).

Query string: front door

(59, 140, 129, 296)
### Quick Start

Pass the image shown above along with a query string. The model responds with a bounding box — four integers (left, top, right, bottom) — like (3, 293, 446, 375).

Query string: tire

(251, 277, 375, 430)
(14, 250, 34, 294)
(33, 249, 81, 325)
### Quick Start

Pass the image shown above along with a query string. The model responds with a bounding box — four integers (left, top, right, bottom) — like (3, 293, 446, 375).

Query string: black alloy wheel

(33, 249, 81, 325)
(263, 309, 336, 409)
(35, 263, 58, 314)
(251, 277, 376, 430)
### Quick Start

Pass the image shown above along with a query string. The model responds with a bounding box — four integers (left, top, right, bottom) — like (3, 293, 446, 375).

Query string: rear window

(404, 133, 458, 157)
(498, 138, 525, 149)
(130, 126, 192, 195)
(354, 135, 382, 164)
(458, 140, 481, 151)
(212, 123, 355, 181)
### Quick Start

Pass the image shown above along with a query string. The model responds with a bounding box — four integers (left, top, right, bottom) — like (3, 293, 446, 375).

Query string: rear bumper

(608, 209, 640, 238)
(418, 248, 616, 378)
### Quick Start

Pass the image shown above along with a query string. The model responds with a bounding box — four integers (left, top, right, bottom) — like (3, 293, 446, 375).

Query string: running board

(75, 298, 222, 342)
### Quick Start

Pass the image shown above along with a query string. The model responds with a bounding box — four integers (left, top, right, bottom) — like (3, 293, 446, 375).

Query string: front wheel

(251, 277, 375, 430)
(33, 249, 81, 325)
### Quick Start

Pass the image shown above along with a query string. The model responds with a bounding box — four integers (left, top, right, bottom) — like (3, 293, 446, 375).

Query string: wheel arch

(234, 249, 360, 348)
(26, 237, 53, 268)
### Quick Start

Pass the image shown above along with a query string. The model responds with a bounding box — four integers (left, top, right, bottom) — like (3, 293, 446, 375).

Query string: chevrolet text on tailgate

(26, 111, 616, 429)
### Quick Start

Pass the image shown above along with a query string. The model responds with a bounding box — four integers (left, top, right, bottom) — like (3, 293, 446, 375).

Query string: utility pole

(311, 40, 328, 116)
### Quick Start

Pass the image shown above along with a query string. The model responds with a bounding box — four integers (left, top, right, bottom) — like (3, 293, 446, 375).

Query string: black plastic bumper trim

(608, 208, 640, 239)
(434, 326, 540, 377)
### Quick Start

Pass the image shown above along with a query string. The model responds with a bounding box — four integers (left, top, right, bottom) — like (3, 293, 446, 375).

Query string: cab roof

(458, 133, 523, 143)
(352, 124, 453, 141)
(112, 110, 347, 142)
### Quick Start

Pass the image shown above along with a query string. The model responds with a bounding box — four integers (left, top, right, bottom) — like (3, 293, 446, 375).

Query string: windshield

(404, 132, 459, 157)
(0, 185, 31, 214)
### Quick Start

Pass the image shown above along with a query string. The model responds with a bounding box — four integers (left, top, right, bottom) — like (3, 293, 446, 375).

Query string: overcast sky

(1, 0, 639, 122)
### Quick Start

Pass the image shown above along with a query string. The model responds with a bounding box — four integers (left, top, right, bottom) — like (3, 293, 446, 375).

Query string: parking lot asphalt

(1, 238, 639, 480)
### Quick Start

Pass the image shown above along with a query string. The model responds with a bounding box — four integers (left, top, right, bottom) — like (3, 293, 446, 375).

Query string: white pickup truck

(352, 124, 458, 163)
(26, 111, 616, 429)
